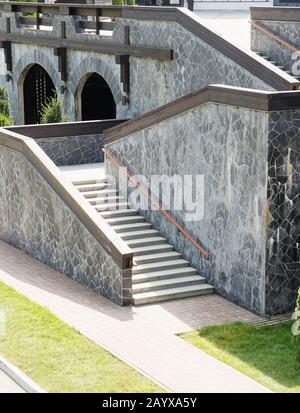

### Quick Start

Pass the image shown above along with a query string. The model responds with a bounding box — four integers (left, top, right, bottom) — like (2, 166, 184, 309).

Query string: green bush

(40, 94, 68, 124)
(0, 86, 12, 126)
(112, 0, 135, 4)
(0, 114, 12, 127)
(0, 86, 10, 118)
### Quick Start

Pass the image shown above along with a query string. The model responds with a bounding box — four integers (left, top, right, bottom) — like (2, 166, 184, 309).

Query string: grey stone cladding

(35, 134, 104, 166)
(106, 103, 269, 315)
(106, 102, 300, 315)
(0, 145, 131, 305)
(0, 12, 274, 125)
(266, 110, 300, 314)
(251, 20, 300, 74)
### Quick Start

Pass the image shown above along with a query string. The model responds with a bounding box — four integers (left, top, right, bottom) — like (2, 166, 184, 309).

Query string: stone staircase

(254, 51, 300, 80)
(62, 163, 213, 305)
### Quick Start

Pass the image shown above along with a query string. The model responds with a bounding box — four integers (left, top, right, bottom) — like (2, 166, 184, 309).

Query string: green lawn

(182, 321, 300, 393)
(0, 281, 162, 393)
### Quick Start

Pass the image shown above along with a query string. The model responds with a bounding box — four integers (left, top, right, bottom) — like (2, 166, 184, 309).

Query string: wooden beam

(116, 25, 130, 99)
(54, 47, 67, 82)
(0, 32, 173, 61)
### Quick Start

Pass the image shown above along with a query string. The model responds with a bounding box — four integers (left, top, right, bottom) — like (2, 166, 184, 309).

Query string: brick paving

(0, 240, 269, 392)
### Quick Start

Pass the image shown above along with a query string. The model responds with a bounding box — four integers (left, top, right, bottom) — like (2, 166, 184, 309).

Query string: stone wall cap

(104, 84, 300, 145)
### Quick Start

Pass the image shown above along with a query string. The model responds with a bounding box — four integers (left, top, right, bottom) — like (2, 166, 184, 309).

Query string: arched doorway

(80, 73, 116, 121)
(23, 64, 55, 124)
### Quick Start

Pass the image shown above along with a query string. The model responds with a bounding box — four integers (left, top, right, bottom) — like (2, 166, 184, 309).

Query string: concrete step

(112, 222, 152, 233)
(133, 259, 190, 274)
(131, 243, 173, 256)
(132, 274, 204, 293)
(100, 208, 137, 219)
(133, 283, 214, 305)
(65, 164, 214, 306)
(76, 182, 112, 192)
(72, 177, 107, 186)
(133, 266, 199, 283)
(88, 195, 125, 205)
(126, 236, 166, 247)
(106, 215, 146, 226)
(134, 251, 181, 264)
(82, 188, 118, 199)
(94, 202, 130, 212)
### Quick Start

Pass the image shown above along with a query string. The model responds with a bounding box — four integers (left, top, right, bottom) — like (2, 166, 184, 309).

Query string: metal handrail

(103, 147, 209, 260)
(250, 20, 300, 54)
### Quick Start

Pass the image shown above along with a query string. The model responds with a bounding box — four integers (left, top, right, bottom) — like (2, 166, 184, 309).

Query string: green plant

(112, 0, 135, 4)
(40, 94, 68, 124)
(0, 86, 10, 118)
(0, 114, 12, 127)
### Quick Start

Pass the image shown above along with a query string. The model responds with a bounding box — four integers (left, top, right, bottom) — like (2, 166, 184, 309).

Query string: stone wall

(251, 20, 300, 74)
(0, 12, 275, 125)
(0, 145, 131, 305)
(266, 110, 300, 314)
(35, 134, 104, 166)
(105, 103, 269, 315)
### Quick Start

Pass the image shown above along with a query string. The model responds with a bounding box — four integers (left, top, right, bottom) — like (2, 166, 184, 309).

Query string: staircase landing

(60, 163, 214, 305)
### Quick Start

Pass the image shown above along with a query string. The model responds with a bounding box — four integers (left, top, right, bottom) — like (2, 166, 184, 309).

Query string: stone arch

(76, 72, 117, 121)
(14, 51, 61, 124)
(68, 57, 123, 120)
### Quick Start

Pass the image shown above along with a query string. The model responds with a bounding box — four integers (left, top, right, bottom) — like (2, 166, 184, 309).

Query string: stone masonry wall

(35, 134, 104, 166)
(0, 145, 131, 305)
(251, 20, 300, 75)
(0, 12, 275, 125)
(266, 110, 300, 314)
(106, 103, 269, 314)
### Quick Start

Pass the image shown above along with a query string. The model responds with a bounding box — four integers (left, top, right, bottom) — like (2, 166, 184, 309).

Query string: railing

(7, 119, 127, 139)
(250, 20, 300, 55)
(102, 147, 210, 259)
(0, 2, 124, 35)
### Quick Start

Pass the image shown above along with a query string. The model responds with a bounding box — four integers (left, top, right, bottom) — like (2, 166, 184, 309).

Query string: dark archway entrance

(23, 64, 55, 124)
(81, 73, 116, 121)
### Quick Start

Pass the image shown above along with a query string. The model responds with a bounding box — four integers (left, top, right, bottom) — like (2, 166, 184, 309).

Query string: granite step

(132, 267, 199, 283)
(132, 275, 205, 293)
(133, 284, 214, 305)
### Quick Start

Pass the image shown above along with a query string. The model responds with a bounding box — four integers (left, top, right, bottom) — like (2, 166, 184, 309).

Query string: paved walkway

(0, 370, 25, 393)
(0, 240, 270, 392)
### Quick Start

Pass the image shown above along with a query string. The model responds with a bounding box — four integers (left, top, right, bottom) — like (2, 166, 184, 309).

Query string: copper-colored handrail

(250, 20, 300, 54)
(103, 147, 209, 260)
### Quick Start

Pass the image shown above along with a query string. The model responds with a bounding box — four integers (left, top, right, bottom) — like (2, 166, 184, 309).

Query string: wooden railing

(7, 119, 127, 139)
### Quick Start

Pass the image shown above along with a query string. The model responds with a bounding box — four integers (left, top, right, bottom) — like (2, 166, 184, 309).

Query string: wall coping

(0, 127, 133, 270)
(104, 84, 300, 144)
(251, 6, 300, 21)
(0, 3, 298, 90)
(7, 119, 127, 139)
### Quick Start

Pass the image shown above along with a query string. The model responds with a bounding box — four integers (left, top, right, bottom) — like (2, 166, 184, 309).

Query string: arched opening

(23, 64, 55, 124)
(80, 73, 116, 121)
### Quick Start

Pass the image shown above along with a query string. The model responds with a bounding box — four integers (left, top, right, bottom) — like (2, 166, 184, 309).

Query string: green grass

(0, 281, 162, 393)
(182, 321, 300, 393)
